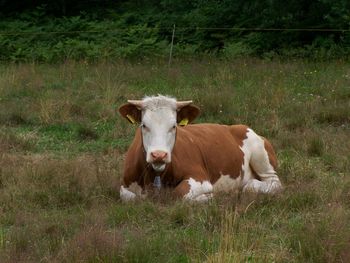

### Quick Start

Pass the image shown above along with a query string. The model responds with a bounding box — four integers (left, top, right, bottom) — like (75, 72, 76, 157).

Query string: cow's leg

(175, 177, 213, 202)
(120, 182, 145, 202)
(241, 129, 282, 194)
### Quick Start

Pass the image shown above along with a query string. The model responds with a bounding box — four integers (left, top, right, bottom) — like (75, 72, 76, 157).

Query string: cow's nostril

(151, 151, 167, 161)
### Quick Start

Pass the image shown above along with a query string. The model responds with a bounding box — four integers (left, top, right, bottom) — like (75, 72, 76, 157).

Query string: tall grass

(0, 59, 349, 262)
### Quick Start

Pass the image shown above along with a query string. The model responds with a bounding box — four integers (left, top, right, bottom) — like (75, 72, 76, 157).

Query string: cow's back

(172, 124, 248, 183)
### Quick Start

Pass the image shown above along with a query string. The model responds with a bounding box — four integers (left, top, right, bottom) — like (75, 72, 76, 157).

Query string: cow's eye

(141, 123, 149, 130)
(169, 125, 176, 132)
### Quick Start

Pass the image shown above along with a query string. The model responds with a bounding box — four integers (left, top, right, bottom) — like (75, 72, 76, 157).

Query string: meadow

(0, 59, 349, 262)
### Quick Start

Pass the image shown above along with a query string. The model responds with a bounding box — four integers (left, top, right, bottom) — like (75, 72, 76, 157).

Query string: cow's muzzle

(150, 150, 168, 163)
(149, 150, 169, 172)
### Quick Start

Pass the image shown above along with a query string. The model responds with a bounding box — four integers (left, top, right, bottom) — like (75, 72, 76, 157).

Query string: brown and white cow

(118, 95, 282, 202)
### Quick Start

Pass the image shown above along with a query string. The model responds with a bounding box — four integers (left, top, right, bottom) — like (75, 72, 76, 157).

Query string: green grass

(0, 59, 349, 262)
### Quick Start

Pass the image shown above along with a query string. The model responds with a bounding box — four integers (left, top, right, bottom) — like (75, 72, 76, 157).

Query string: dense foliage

(1, 0, 350, 61)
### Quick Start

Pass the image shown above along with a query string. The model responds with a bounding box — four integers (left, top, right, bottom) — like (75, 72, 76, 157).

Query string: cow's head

(119, 95, 200, 172)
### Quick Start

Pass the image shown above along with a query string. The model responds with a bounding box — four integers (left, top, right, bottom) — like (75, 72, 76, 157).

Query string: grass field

(0, 59, 349, 262)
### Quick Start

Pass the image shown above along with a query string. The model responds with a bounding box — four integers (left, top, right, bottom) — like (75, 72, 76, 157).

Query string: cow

(118, 95, 282, 202)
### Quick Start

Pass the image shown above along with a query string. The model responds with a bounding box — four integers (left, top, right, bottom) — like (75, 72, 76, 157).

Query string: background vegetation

(1, 0, 350, 62)
(0, 59, 349, 262)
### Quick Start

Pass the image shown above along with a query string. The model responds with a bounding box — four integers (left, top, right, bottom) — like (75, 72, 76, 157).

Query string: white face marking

(213, 173, 242, 193)
(140, 102, 177, 172)
(120, 182, 144, 202)
(183, 178, 213, 202)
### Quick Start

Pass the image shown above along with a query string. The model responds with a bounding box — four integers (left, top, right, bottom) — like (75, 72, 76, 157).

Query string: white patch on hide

(240, 129, 255, 185)
(183, 178, 213, 202)
(240, 128, 282, 194)
(243, 179, 282, 194)
(141, 104, 176, 165)
(213, 173, 242, 193)
(120, 182, 144, 202)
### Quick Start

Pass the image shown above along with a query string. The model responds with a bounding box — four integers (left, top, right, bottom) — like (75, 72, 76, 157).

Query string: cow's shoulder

(123, 128, 148, 186)
(125, 128, 143, 162)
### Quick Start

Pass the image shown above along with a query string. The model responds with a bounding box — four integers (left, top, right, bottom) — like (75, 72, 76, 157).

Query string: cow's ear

(118, 102, 142, 124)
(177, 103, 200, 125)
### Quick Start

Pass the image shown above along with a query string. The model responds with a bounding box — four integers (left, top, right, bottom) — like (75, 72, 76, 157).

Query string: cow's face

(141, 106, 176, 171)
(119, 96, 200, 172)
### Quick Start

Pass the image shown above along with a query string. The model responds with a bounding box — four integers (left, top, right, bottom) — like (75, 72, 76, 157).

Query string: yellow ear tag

(126, 114, 136, 124)
(179, 118, 189, 126)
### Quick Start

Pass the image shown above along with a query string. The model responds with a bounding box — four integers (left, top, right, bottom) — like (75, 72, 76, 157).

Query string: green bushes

(0, 15, 167, 62)
(1, 1, 350, 62)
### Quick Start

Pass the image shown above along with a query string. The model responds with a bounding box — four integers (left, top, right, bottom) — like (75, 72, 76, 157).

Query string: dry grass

(0, 152, 121, 211)
(0, 59, 349, 262)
